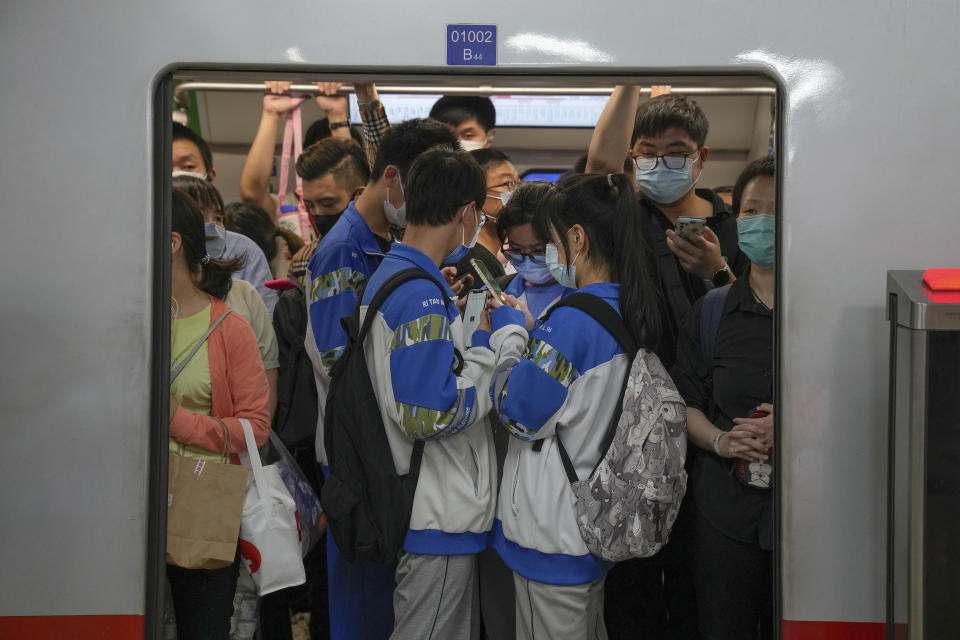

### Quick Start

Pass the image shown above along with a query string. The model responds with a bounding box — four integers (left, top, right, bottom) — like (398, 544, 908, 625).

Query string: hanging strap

(538, 293, 637, 483)
(276, 105, 305, 217)
(170, 309, 232, 383)
(239, 418, 269, 500)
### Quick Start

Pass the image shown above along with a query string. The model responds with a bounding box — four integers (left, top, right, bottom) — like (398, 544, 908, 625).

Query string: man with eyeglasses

(447, 148, 522, 295)
(587, 85, 748, 640)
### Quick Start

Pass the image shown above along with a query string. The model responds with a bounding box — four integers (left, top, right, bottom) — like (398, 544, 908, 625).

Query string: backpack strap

(652, 231, 693, 325)
(170, 309, 232, 383)
(698, 284, 731, 366)
(540, 293, 637, 483)
(343, 267, 454, 475)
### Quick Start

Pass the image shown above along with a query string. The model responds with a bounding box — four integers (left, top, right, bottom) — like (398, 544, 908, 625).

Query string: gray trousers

(513, 573, 608, 640)
(391, 552, 480, 640)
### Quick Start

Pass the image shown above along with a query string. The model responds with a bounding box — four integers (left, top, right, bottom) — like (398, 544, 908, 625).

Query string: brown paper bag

(166, 419, 248, 569)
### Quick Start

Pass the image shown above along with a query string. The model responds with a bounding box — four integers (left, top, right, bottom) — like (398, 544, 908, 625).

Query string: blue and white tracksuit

(489, 282, 630, 586)
(305, 202, 393, 640)
(361, 243, 499, 554)
(503, 275, 571, 321)
(306, 202, 386, 467)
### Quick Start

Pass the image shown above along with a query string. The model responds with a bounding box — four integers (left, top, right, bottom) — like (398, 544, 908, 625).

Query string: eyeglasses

(631, 150, 700, 172)
(488, 180, 521, 192)
(501, 247, 547, 266)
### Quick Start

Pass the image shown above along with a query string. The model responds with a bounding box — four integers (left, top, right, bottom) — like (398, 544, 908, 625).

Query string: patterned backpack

(545, 293, 688, 562)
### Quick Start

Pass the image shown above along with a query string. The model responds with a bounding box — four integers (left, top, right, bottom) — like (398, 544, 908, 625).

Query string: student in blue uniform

(487, 173, 661, 640)
(304, 119, 459, 640)
(360, 147, 503, 639)
(497, 181, 573, 320)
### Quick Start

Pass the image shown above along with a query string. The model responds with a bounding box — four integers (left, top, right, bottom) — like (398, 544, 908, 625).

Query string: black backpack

(321, 268, 450, 563)
(271, 278, 319, 450)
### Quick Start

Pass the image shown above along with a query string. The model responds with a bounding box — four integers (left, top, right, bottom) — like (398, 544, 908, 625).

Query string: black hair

(172, 122, 213, 174)
(496, 181, 558, 244)
(303, 118, 365, 148)
(223, 202, 304, 263)
(571, 152, 632, 176)
(713, 185, 733, 194)
(539, 173, 661, 349)
(632, 95, 709, 148)
(370, 118, 460, 181)
(429, 96, 496, 133)
(404, 147, 487, 227)
(171, 188, 242, 300)
(732, 156, 775, 214)
(172, 174, 224, 220)
(469, 148, 512, 174)
(296, 137, 370, 189)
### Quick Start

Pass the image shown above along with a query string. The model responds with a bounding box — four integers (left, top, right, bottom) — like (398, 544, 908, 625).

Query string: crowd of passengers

(166, 81, 776, 640)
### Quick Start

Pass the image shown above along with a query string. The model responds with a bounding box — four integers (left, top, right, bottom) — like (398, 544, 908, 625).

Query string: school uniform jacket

(361, 243, 501, 556)
(502, 275, 571, 321)
(305, 203, 386, 465)
(488, 282, 629, 585)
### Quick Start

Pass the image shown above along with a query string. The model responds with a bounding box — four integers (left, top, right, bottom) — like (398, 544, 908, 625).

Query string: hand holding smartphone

(470, 258, 504, 302)
(675, 217, 706, 239)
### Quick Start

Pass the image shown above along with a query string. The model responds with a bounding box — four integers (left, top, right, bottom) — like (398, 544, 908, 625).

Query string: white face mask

(459, 138, 487, 152)
(172, 170, 209, 181)
(383, 176, 406, 228)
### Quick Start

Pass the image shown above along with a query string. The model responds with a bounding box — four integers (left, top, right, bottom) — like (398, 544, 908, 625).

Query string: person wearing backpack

(670, 156, 775, 640)
(304, 119, 460, 640)
(487, 173, 662, 640)
(355, 147, 501, 639)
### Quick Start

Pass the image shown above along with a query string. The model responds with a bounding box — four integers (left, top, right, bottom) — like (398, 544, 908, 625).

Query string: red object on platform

(782, 620, 886, 640)
(923, 268, 960, 291)
(0, 615, 144, 639)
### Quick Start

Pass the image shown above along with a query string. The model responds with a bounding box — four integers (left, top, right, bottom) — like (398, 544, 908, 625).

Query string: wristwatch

(711, 262, 731, 287)
(329, 120, 351, 130)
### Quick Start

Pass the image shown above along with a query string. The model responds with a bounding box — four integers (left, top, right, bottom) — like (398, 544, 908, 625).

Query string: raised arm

(314, 82, 352, 142)
(239, 81, 306, 219)
(585, 85, 641, 175)
(354, 82, 390, 169)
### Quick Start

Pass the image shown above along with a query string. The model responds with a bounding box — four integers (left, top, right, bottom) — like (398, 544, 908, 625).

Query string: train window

(153, 70, 780, 639)
(521, 169, 565, 182)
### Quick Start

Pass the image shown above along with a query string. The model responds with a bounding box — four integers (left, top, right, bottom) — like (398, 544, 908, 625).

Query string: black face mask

(313, 213, 343, 237)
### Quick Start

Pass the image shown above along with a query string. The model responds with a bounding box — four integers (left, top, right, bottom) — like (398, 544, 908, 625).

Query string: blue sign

(446, 24, 497, 66)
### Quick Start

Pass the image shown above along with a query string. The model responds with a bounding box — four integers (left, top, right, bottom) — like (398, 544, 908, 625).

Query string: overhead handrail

(173, 82, 775, 105)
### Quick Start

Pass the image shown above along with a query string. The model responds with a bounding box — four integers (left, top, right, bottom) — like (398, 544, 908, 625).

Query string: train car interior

(169, 71, 776, 204)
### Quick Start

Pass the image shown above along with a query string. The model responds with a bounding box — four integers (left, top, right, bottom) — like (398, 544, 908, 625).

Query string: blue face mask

(737, 214, 775, 268)
(514, 256, 554, 285)
(442, 206, 484, 265)
(635, 156, 699, 205)
(204, 221, 227, 259)
(546, 243, 579, 289)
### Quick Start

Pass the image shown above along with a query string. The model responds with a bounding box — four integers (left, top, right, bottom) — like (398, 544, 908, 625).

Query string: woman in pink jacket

(167, 188, 271, 640)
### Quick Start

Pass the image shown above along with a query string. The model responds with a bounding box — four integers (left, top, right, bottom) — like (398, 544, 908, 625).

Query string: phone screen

(462, 290, 487, 343)
(470, 258, 503, 300)
(675, 217, 706, 237)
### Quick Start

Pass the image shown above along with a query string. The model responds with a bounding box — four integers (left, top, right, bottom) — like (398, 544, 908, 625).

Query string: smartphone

(470, 258, 504, 300)
(462, 290, 487, 343)
(675, 217, 706, 238)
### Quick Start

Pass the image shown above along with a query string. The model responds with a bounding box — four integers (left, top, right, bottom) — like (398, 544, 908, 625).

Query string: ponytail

(542, 173, 661, 351)
(172, 188, 243, 300)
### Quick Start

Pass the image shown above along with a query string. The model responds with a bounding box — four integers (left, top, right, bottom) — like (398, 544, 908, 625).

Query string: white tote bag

(237, 419, 306, 595)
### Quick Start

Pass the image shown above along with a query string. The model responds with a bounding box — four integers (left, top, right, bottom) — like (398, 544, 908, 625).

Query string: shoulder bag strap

(540, 292, 637, 482)
(170, 309, 233, 383)
(699, 284, 732, 366)
(348, 267, 451, 476)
